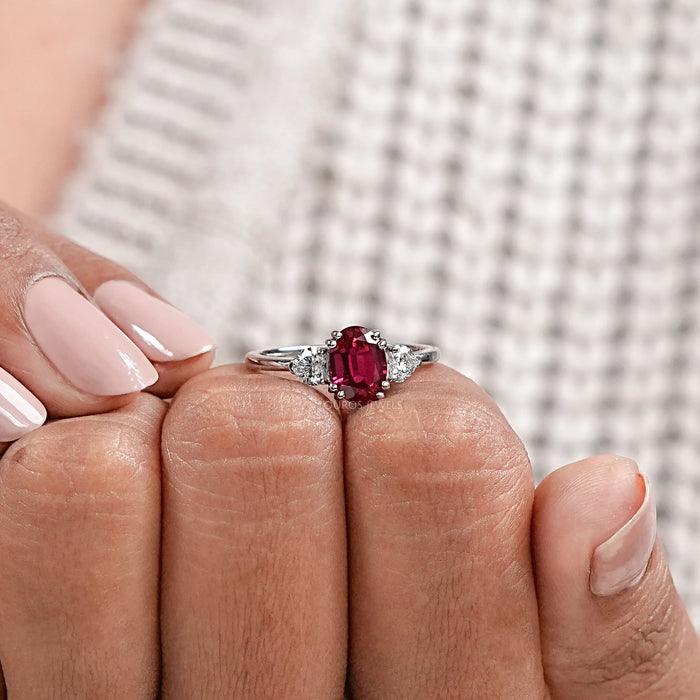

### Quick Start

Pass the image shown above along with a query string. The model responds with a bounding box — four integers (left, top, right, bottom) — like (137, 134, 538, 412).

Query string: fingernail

(590, 473, 656, 596)
(94, 280, 217, 362)
(0, 367, 46, 441)
(24, 277, 158, 396)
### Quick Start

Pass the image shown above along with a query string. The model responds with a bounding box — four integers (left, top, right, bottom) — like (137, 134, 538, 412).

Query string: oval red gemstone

(329, 326, 387, 405)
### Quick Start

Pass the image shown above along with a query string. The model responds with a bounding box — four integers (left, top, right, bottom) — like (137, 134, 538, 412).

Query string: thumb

(533, 454, 700, 699)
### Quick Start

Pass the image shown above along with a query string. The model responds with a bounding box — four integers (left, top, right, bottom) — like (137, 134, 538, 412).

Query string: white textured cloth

(55, 0, 700, 624)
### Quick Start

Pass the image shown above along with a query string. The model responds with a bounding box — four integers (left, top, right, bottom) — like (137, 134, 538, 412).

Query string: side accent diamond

(387, 345, 421, 382)
(290, 347, 329, 385)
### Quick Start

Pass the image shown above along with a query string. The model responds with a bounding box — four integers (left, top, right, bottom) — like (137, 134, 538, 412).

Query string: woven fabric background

(55, 0, 700, 624)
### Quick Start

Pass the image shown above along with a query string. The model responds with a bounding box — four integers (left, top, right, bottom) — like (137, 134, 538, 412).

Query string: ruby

(329, 326, 387, 404)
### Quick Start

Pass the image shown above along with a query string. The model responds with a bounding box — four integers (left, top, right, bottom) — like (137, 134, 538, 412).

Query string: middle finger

(160, 365, 347, 698)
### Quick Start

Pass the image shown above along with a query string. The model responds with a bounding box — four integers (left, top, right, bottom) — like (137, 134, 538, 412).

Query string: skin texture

(343, 366, 546, 697)
(0, 394, 165, 698)
(160, 367, 348, 697)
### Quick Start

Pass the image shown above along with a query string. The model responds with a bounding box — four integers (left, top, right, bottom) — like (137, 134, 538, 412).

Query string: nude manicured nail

(94, 280, 217, 362)
(0, 367, 46, 441)
(24, 277, 158, 396)
(590, 474, 656, 596)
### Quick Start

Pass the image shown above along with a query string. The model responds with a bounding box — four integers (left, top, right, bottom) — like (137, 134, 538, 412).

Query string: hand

(0, 200, 215, 452)
(0, 362, 699, 697)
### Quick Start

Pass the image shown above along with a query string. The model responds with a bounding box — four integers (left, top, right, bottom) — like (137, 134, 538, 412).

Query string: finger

(0, 393, 165, 699)
(42, 225, 217, 398)
(0, 366, 46, 453)
(0, 204, 156, 416)
(160, 365, 347, 698)
(0, 202, 216, 423)
(344, 363, 547, 698)
(533, 454, 700, 698)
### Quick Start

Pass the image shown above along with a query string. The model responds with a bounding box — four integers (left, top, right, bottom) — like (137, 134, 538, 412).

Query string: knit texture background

(55, 0, 700, 624)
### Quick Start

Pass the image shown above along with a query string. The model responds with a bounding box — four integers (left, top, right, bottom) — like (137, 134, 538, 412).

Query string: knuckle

(0, 208, 49, 271)
(0, 205, 73, 300)
(0, 207, 27, 252)
(162, 368, 341, 510)
(570, 568, 683, 693)
(0, 393, 163, 519)
(0, 211, 36, 312)
(351, 377, 532, 503)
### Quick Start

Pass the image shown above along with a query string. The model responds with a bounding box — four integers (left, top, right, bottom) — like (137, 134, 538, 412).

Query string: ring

(245, 325, 440, 405)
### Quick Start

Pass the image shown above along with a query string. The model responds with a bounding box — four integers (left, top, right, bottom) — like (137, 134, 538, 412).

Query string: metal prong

(378, 339, 388, 349)
(392, 344, 401, 351)
(328, 383, 338, 393)
(331, 330, 342, 339)
(370, 329, 381, 341)
(326, 338, 337, 348)
(375, 392, 385, 400)
(381, 380, 390, 390)
(336, 390, 346, 401)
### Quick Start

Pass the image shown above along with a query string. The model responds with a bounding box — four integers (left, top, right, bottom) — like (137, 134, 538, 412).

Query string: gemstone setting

(328, 326, 388, 404)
